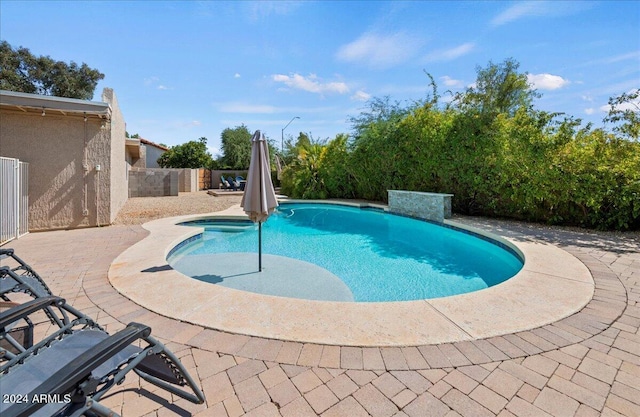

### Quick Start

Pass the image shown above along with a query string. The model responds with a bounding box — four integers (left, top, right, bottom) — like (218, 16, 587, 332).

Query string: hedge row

(281, 101, 639, 230)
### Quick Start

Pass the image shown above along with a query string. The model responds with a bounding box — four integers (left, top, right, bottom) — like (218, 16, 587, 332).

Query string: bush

(281, 60, 640, 230)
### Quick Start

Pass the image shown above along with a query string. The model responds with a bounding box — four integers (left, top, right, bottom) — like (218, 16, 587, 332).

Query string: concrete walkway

(2, 217, 639, 416)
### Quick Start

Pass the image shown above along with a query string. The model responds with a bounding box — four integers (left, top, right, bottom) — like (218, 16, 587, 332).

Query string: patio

(3, 213, 639, 416)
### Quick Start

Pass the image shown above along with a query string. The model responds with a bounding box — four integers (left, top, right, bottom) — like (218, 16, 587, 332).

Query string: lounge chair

(220, 175, 237, 191)
(0, 248, 51, 298)
(0, 296, 205, 417)
(0, 264, 103, 356)
(0, 299, 32, 356)
(236, 176, 246, 191)
(1, 251, 84, 355)
(229, 176, 242, 190)
(0, 259, 90, 330)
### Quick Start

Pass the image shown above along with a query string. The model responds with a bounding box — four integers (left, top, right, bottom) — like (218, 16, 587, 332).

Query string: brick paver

(3, 213, 639, 416)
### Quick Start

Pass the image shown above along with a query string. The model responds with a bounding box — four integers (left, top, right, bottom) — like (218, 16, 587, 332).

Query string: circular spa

(167, 203, 524, 302)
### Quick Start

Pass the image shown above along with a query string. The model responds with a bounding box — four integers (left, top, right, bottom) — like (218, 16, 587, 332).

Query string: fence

(0, 157, 29, 245)
(198, 169, 211, 190)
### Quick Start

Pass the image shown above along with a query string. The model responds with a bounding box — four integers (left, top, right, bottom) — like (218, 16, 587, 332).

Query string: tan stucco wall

(102, 88, 127, 224)
(0, 88, 128, 231)
(0, 109, 108, 230)
(179, 168, 198, 192)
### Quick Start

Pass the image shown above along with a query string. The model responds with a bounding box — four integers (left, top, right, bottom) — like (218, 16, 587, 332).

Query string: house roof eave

(0, 89, 111, 117)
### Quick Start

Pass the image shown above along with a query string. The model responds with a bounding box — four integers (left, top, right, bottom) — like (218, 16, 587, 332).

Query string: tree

(604, 89, 640, 141)
(282, 132, 314, 164)
(157, 137, 214, 168)
(0, 40, 104, 100)
(453, 58, 539, 117)
(218, 125, 253, 169)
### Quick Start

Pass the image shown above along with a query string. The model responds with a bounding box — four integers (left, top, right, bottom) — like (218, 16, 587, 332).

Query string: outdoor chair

(0, 296, 206, 417)
(0, 264, 102, 357)
(228, 176, 242, 190)
(0, 258, 91, 353)
(0, 299, 33, 356)
(220, 175, 237, 191)
(0, 260, 90, 330)
(0, 250, 77, 356)
(236, 176, 246, 191)
(0, 248, 51, 299)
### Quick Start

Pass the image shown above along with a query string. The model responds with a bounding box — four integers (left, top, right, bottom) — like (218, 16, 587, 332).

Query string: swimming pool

(168, 203, 523, 302)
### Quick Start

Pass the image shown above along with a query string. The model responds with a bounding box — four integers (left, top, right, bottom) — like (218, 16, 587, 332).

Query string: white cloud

(440, 76, 464, 88)
(144, 76, 172, 90)
(576, 51, 640, 69)
(602, 51, 640, 64)
(219, 102, 278, 113)
(272, 73, 349, 95)
(423, 43, 475, 63)
(351, 90, 371, 102)
(172, 120, 201, 128)
(144, 76, 159, 85)
(234, 73, 241, 78)
(218, 104, 337, 117)
(599, 88, 640, 113)
(491, 1, 592, 26)
(584, 108, 595, 115)
(336, 32, 424, 68)
(491, 1, 544, 26)
(527, 73, 570, 90)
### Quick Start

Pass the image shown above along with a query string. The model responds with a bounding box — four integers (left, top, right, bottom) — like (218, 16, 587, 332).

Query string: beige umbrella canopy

(240, 130, 279, 271)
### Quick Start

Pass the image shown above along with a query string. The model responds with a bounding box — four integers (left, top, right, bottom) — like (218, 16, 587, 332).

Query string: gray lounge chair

(0, 248, 51, 298)
(0, 296, 206, 417)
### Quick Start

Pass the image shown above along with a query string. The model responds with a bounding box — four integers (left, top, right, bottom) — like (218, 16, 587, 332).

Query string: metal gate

(1, 157, 29, 245)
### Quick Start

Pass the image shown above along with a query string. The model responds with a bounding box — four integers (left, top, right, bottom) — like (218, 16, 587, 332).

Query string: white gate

(1, 157, 29, 245)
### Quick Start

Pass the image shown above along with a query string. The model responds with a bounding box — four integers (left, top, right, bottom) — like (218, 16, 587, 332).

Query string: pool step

(204, 223, 255, 232)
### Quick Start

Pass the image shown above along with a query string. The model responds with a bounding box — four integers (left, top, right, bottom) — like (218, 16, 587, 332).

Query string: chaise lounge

(0, 296, 205, 417)
(0, 249, 206, 416)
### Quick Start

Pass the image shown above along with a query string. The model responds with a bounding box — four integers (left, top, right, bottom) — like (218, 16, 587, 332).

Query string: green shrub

(280, 60, 640, 230)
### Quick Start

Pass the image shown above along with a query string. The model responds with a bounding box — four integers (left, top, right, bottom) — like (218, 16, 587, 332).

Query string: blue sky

(1, 1, 638, 156)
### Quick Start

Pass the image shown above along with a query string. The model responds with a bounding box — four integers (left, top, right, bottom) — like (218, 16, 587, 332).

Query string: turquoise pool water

(169, 203, 523, 302)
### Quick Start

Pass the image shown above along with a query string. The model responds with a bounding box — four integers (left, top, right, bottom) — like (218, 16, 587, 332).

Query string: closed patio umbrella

(240, 130, 279, 271)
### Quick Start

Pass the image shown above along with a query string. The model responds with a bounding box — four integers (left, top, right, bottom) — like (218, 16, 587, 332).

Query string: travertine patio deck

(3, 214, 639, 416)
(109, 205, 594, 346)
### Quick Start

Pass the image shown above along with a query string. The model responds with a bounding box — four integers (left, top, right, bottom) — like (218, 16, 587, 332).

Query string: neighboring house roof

(0, 89, 111, 117)
(139, 138, 170, 151)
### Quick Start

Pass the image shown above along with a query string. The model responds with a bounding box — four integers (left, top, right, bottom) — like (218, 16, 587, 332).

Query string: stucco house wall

(140, 138, 168, 169)
(0, 88, 128, 231)
(103, 88, 128, 224)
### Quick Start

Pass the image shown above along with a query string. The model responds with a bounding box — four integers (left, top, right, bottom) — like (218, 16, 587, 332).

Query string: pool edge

(108, 203, 595, 347)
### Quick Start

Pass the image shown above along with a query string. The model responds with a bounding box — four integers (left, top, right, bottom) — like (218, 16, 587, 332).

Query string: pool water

(169, 204, 523, 302)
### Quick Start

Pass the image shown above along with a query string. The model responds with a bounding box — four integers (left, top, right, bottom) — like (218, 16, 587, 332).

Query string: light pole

(281, 116, 300, 153)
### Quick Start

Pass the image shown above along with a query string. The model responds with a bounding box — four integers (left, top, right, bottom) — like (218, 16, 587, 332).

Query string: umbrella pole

(259, 222, 262, 272)
(258, 137, 263, 272)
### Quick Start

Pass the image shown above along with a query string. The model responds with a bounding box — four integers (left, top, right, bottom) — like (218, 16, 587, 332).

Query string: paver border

(108, 203, 608, 348)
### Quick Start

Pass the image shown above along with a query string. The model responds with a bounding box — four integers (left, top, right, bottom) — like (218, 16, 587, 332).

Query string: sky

(1, 1, 638, 156)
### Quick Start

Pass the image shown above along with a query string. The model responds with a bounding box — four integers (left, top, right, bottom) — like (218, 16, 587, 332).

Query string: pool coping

(108, 202, 596, 347)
